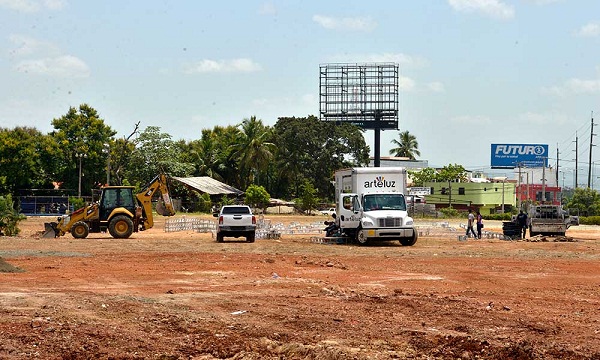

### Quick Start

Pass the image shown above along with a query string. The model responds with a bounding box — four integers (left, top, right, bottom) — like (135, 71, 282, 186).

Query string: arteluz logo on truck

(491, 143, 548, 168)
(364, 176, 396, 189)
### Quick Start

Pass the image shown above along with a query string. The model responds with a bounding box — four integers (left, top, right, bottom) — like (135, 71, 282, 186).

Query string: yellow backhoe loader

(43, 174, 175, 239)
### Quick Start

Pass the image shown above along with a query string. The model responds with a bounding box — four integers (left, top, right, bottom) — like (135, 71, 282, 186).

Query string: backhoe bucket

(42, 223, 56, 238)
(156, 199, 169, 216)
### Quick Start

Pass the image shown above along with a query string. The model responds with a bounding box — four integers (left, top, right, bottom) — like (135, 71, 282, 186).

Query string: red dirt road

(1, 215, 599, 359)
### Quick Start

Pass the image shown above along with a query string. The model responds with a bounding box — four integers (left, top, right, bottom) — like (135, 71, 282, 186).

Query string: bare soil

(0, 215, 599, 359)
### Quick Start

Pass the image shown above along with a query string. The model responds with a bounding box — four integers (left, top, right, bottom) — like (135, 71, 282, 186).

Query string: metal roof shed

(172, 177, 243, 196)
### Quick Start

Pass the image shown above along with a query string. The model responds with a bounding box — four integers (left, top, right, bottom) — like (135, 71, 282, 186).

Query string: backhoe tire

(71, 221, 89, 239)
(109, 215, 134, 239)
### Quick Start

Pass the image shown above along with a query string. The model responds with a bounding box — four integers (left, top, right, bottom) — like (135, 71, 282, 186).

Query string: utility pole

(588, 111, 595, 188)
(542, 163, 546, 204)
(574, 134, 579, 188)
(556, 145, 559, 187)
(517, 164, 522, 211)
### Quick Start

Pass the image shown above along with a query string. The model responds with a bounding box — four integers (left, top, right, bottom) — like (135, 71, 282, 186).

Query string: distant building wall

(424, 181, 516, 211)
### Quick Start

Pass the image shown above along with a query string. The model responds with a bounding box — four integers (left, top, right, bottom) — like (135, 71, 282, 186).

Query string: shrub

(0, 195, 26, 236)
(440, 207, 460, 218)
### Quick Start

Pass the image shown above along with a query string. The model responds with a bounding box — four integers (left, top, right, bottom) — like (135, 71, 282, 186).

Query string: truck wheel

(356, 229, 370, 246)
(216, 233, 224, 242)
(246, 232, 255, 243)
(400, 231, 418, 246)
(71, 221, 89, 239)
(108, 215, 134, 239)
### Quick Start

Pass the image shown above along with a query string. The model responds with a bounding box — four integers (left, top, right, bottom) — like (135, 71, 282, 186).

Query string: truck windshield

(362, 194, 406, 211)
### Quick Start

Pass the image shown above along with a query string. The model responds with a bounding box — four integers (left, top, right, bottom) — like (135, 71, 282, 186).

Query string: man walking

(516, 210, 528, 239)
(466, 209, 477, 238)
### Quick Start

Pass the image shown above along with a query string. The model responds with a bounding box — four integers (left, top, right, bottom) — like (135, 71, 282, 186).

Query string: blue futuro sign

(490, 144, 549, 168)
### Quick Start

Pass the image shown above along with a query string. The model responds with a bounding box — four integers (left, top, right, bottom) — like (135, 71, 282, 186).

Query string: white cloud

(14, 55, 90, 78)
(517, 111, 570, 125)
(42, 0, 65, 10)
(312, 14, 377, 32)
(8, 34, 60, 57)
(400, 76, 415, 92)
(543, 77, 600, 96)
(0, 0, 65, 12)
(575, 22, 600, 37)
(426, 82, 446, 93)
(258, 1, 276, 16)
(451, 115, 492, 124)
(184, 58, 262, 74)
(524, 0, 562, 4)
(448, 0, 515, 20)
(329, 52, 427, 68)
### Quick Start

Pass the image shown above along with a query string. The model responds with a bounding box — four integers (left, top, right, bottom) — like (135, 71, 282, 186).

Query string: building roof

(172, 177, 243, 196)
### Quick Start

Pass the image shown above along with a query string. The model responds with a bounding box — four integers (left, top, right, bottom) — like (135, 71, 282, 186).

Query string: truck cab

(334, 167, 417, 246)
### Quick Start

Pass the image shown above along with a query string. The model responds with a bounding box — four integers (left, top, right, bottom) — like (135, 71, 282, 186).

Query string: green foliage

(197, 193, 213, 213)
(69, 196, 85, 211)
(0, 127, 58, 193)
(50, 104, 117, 195)
(0, 195, 26, 236)
(439, 207, 460, 218)
(230, 116, 275, 190)
(437, 164, 468, 182)
(295, 180, 318, 215)
(565, 187, 600, 216)
(579, 216, 600, 225)
(219, 195, 235, 207)
(127, 126, 195, 185)
(244, 184, 271, 211)
(409, 168, 438, 186)
(273, 116, 369, 200)
(483, 213, 513, 221)
(389, 130, 420, 159)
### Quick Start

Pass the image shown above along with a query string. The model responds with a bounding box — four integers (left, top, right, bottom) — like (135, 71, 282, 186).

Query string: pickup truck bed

(214, 205, 256, 242)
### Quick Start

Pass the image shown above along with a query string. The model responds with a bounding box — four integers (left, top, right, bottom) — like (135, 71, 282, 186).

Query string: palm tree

(229, 116, 275, 188)
(389, 130, 421, 160)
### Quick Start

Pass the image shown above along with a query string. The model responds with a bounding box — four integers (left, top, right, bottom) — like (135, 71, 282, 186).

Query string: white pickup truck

(213, 205, 256, 242)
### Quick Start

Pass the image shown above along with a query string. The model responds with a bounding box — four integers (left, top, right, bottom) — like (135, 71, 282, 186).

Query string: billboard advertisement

(491, 144, 549, 168)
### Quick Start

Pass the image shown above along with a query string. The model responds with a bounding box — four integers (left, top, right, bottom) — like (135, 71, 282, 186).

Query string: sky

(1, 0, 600, 187)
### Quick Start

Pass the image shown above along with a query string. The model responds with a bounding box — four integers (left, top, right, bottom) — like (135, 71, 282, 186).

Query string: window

(458, 187, 465, 195)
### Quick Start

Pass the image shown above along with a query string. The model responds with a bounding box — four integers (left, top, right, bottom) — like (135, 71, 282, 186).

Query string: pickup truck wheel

(71, 221, 89, 239)
(108, 215, 134, 239)
(400, 231, 418, 246)
(216, 233, 224, 242)
(356, 229, 369, 246)
(246, 232, 255, 243)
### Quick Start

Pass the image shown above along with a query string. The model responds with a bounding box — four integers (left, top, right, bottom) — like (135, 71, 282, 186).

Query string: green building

(424, 181, 516, 214)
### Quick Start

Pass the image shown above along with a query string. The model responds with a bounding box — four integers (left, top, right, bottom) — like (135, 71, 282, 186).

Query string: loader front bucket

(42, 222, 57, 238)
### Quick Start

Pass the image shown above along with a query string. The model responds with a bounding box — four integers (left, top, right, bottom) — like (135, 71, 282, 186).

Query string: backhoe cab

(44, 174, 175, 239)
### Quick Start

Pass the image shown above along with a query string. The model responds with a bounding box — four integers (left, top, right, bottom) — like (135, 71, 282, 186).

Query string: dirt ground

(0, 215, 599, 359)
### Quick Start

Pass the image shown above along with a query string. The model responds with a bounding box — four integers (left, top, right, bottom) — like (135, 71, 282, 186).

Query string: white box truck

(334, 167, 417, 246)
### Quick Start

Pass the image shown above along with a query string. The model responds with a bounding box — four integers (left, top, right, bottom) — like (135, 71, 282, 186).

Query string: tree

(408, 167, 438, 186)
(0, 194, 26, 236)
(565, 187, 600, 216)
(244, 184, 270, 212)
(272, 116, 369, 200)
(437, 164, 468, 182)
(0, 127, 58, 193)
(50, 104, 117, 195)
(389, 130, 420, 160)
(295, 179, 318, 215)
(126, 126, 194, 186)
(229, 116, 275, 189)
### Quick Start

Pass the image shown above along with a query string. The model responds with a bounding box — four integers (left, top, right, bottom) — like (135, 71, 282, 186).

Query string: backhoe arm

(136, 173, 176, 230)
